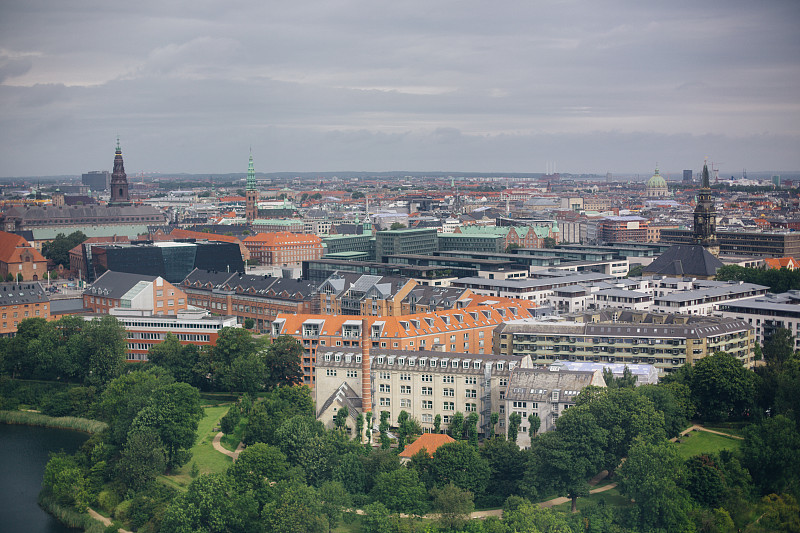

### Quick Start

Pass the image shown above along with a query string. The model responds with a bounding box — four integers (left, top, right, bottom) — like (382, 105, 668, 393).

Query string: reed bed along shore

(0, 410, 107, 434)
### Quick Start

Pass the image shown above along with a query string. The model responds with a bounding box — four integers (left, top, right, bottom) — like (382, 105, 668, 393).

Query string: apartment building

(660, 229, 800, 259)
(86, 307, 238, 362)
(318, 273, 416, 316)
(243, 232, 323, 267)
(0, 231, 48, 282)
(0, 281, 52, 336)
(272, 302, 538, 385)
(599, 216, 649, 243)
(314, 345, 603, 446)
(719, 291, 800, 351)
(651, 281, 768, 316)
(83, 271, 188, 316)
(451, 272, 614, 305)
(375, 228, 438, 262)
(180, 269, 318, 332)
(494, 310, 755, 372)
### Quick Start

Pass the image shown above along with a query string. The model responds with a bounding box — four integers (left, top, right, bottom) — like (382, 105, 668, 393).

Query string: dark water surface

(0, 424, 89, 533)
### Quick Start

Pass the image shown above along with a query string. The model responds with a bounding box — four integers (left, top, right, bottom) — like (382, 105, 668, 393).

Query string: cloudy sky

(1, 0, 799, 177)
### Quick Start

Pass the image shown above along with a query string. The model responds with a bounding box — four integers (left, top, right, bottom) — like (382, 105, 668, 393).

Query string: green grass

(220, 417, 247, 452)
(702, 423, 749, 438)
(674, 429, 742, 459)
(550, 486, 631, 513)
(0, 410, 108, 433)
(161, 405, 233, 489)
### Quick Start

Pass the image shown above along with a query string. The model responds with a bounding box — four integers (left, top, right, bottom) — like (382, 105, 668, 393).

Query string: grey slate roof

(505, 368, 600, 402)
(0, 282, 48, 306)
(84, 271, 159, 299)
(645, 245, 723, 278)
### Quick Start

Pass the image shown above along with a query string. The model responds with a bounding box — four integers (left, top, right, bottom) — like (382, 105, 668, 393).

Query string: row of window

(378, 398, 478, 412)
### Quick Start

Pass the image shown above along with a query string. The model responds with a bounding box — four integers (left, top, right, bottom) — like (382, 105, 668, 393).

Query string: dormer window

(454, 314, 463, 323)
(442, 316, 450, 325)
(377, 356, 384, 364)
(497, 362, 504, 371)
(324, 353, 331, 362)
(334, 354, 341, 362)
(356, 355, 362, 363)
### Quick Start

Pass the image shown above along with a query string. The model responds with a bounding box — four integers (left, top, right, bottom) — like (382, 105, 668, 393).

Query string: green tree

(96, 366, 175, 445)
(433, 414, 441, 433)
(224, 352, 268, 395)
(507, 412, 521, 443)
(228, 442, 289, 490)
(741, 415, 800, 495)
(370, 468, 429, 515)
(637, 383, 692, 438)
(117, 427, 167, 491)
(361, 502, 392, 533)
(430, 441, 490, 495)
(351, 191, 365, 199)
(543, 236, 557, 248)
(466, 412, 479, 446)
(602, 365, 637, 388)
(42, 231, 87, 267)
(131, 382, 204, 469)
(79, 315, 128, 388)
(161, 473, 259, 533)
(480, 436, 525, 507)
(265, 335, 304, 388)
(243, 317, 255, 330)
(449, 411, 465, 439)
(319, 480, 352, 532)
(574, 386, 665, 476)
(757, 493, 800, 533)
(525, 409, 607, 512)
(762, 327, 795, 368)
(355, 413, 364, 441)
(505, 243, 522, 253)
(379, 411, 390, 449)
(692, 351, 756, 422)
(335, 405, 349, 431)
(489, 412, 499, 438)
(146, 333, 199, 385)
(626, 264, 644, 278)
(389, 222, 406, 230)
(618, 439, 694, 532)
(395, 410, 409, 451)
(528, 413, 541, 438)
(431, 483, 474, 531)
(42, 453, 90, 511)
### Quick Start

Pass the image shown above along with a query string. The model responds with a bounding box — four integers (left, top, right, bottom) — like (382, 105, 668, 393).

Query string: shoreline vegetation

(0, 410, 108, 434)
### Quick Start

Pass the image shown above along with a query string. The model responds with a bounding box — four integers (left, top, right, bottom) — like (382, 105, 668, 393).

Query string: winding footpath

(212, 431, 245, 460)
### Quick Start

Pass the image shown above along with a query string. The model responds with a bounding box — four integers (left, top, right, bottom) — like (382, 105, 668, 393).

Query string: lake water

(0, 424, 89, 533)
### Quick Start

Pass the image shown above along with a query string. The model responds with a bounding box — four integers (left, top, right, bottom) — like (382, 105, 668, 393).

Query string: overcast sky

(1, 0, 799, 177)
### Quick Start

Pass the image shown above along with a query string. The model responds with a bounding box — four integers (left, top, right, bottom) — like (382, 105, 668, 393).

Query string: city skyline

(1, 1, 799, 177)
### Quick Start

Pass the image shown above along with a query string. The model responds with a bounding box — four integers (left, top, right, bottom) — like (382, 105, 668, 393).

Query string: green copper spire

(246, 149, 256, 191)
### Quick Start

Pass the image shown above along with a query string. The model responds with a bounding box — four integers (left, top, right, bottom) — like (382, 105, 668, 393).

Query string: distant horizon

(1, 2, 798, 176)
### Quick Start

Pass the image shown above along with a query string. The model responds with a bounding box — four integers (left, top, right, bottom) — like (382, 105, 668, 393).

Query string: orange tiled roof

(399, 433, 456, 458)
(764, 257, 799, 269)
(0, 231, 46, 263)
(276, 302, 536, 338)
(243, 232, 321, 245)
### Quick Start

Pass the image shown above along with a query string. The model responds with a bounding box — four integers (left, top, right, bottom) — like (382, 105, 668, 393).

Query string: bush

(113, 499, 132, 521)
(220, 405, 240, 435)
(97, 490, 120, 514)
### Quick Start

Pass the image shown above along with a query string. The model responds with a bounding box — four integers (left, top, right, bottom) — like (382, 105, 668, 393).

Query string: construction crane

(710, 161, 723, 183)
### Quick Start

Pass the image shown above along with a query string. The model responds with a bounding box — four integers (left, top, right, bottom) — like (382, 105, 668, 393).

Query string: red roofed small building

(763, 257, 800, 270)
(398, 433, 456, 463)
(0, 231, 48, 281)
(243, 232, 323, 267)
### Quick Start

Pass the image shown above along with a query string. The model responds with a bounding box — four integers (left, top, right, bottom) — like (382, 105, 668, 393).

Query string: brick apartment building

(243, 232, 323, 267)
(0, 281, 52, 336)
(271, 302, 538, 385)
(0, 231, 48, 281)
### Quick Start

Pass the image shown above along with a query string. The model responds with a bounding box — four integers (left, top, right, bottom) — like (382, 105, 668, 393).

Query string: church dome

(647, 168, 667, 189)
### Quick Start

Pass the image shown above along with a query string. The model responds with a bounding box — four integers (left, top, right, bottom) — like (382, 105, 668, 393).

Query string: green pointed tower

(245, 150, 258, 223)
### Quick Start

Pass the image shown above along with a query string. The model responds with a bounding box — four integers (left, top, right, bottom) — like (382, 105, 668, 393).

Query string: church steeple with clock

(692, 160, 719, 256)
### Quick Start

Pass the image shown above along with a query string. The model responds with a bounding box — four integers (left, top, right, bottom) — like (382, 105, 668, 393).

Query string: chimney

(360, 317, 372, 443)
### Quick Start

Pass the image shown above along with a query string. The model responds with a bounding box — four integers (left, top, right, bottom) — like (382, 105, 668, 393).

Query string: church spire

(109, 137, 130, 206)
(692, 159, 718, 256)
(246, 149, 256, 191)
(245, 149, 258, 223)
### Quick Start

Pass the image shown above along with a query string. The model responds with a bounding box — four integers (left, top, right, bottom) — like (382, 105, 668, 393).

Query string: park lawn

(675, 429, 742, 460)
(220, 417, 247, 452)
(161, 405, 233, 489)
(702, 424, 748, 438)
(550, 486, 631, 513)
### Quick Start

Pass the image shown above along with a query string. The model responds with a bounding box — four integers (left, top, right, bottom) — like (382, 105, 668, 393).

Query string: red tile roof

(399, 433, 456, 459)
